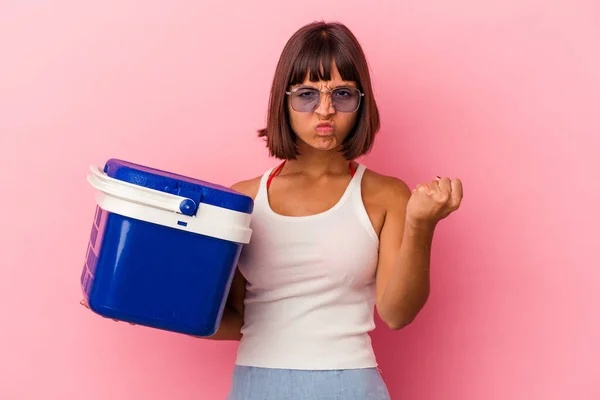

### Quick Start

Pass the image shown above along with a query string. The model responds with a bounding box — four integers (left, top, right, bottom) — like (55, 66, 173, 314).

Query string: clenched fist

(406, 176, 463, 227)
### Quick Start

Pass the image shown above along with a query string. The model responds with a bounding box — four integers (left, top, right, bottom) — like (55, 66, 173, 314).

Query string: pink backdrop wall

(1, 1, 599, 399)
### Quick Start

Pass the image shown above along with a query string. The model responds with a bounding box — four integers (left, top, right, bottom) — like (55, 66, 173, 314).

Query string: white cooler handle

(86, 165, 197, 215)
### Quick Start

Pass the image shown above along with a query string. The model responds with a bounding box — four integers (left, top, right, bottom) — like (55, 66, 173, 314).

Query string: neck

(285, 144, 352, 177)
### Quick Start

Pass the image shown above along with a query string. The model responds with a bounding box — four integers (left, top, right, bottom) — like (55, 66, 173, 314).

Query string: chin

(312, 140, 340, 151)
(296, 133, 345, 153)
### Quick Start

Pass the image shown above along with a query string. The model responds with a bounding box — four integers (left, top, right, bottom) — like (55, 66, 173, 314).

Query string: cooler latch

(174, 185, 203, 217)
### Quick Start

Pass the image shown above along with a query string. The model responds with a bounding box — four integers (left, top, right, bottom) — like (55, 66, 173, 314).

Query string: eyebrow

(294, 83, 357, 89)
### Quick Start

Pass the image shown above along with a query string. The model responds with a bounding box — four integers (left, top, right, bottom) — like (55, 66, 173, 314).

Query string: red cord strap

(349, 161, 356, 177)
(266, 161, 286, 190)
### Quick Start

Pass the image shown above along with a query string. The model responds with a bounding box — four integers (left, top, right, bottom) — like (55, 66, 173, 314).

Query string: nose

(314, 91, 335, 116)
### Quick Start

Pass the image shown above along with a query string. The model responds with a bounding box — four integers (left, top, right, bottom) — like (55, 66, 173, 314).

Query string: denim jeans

(226, 365, 391, 399)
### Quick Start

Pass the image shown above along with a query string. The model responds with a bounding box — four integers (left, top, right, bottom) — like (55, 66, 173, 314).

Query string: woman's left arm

(375, 176, 463, 330)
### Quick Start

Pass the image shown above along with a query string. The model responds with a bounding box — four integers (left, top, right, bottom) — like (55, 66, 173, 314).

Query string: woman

(215, 21, 463, 399)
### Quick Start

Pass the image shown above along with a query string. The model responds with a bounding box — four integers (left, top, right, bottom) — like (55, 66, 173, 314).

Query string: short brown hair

(258, 21, 380, 160)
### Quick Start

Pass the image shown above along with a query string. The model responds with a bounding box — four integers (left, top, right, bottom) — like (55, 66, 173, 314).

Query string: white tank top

(235, 163, 380, 370)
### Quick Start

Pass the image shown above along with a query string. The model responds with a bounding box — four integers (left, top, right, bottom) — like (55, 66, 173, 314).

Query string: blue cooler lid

(103, 158, 253, 215)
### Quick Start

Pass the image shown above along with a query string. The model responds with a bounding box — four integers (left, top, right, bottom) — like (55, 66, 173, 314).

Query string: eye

(295, 89, 318, 98)
(333, 88, 354, 97)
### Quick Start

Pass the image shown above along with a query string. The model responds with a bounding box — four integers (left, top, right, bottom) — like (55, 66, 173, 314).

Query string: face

(287, 62, 361, 154)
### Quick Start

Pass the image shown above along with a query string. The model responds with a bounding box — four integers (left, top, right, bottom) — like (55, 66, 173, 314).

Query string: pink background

(1, 1, 599, 399)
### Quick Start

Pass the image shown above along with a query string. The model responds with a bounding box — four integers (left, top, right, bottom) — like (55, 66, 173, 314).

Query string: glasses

(285, 86, 364, 113)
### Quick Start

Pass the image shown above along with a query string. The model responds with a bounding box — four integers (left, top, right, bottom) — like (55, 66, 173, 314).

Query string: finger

(437, 177, 452, 199)
(450, 178, 463, 207)
(424, 183, 437, 195)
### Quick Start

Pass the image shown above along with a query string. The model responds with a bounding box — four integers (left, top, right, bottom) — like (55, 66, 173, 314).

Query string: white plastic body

(87, 165, 252, 244)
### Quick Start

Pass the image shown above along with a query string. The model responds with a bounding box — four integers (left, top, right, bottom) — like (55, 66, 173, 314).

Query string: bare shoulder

(362, 168, 412, 209)
(230, 176, 262, 200)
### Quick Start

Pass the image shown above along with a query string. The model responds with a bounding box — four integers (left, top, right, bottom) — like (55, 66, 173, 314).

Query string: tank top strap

(346, 163, 378, 243)
(253, 166, 276, 210)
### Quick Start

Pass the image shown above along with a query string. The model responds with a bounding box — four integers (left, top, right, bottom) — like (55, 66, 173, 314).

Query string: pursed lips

(315, 122, 334, 134)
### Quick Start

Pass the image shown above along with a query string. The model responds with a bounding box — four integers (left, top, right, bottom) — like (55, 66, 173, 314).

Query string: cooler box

(80, 159, 253, 336)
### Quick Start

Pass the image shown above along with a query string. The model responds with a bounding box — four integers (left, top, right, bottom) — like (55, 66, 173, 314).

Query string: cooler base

(80, 206, 242, 336)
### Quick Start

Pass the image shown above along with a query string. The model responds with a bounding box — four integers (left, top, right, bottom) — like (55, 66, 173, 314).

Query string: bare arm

(202, 267, 246, 341)
(375, 176, 463, 330)
(375, 179, 431, 330)
(202, 177, 260, 340)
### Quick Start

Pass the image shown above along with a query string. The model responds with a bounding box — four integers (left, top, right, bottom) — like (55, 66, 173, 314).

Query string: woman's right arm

(203, 267, 246, 341)
(202, 177, 259, 341)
